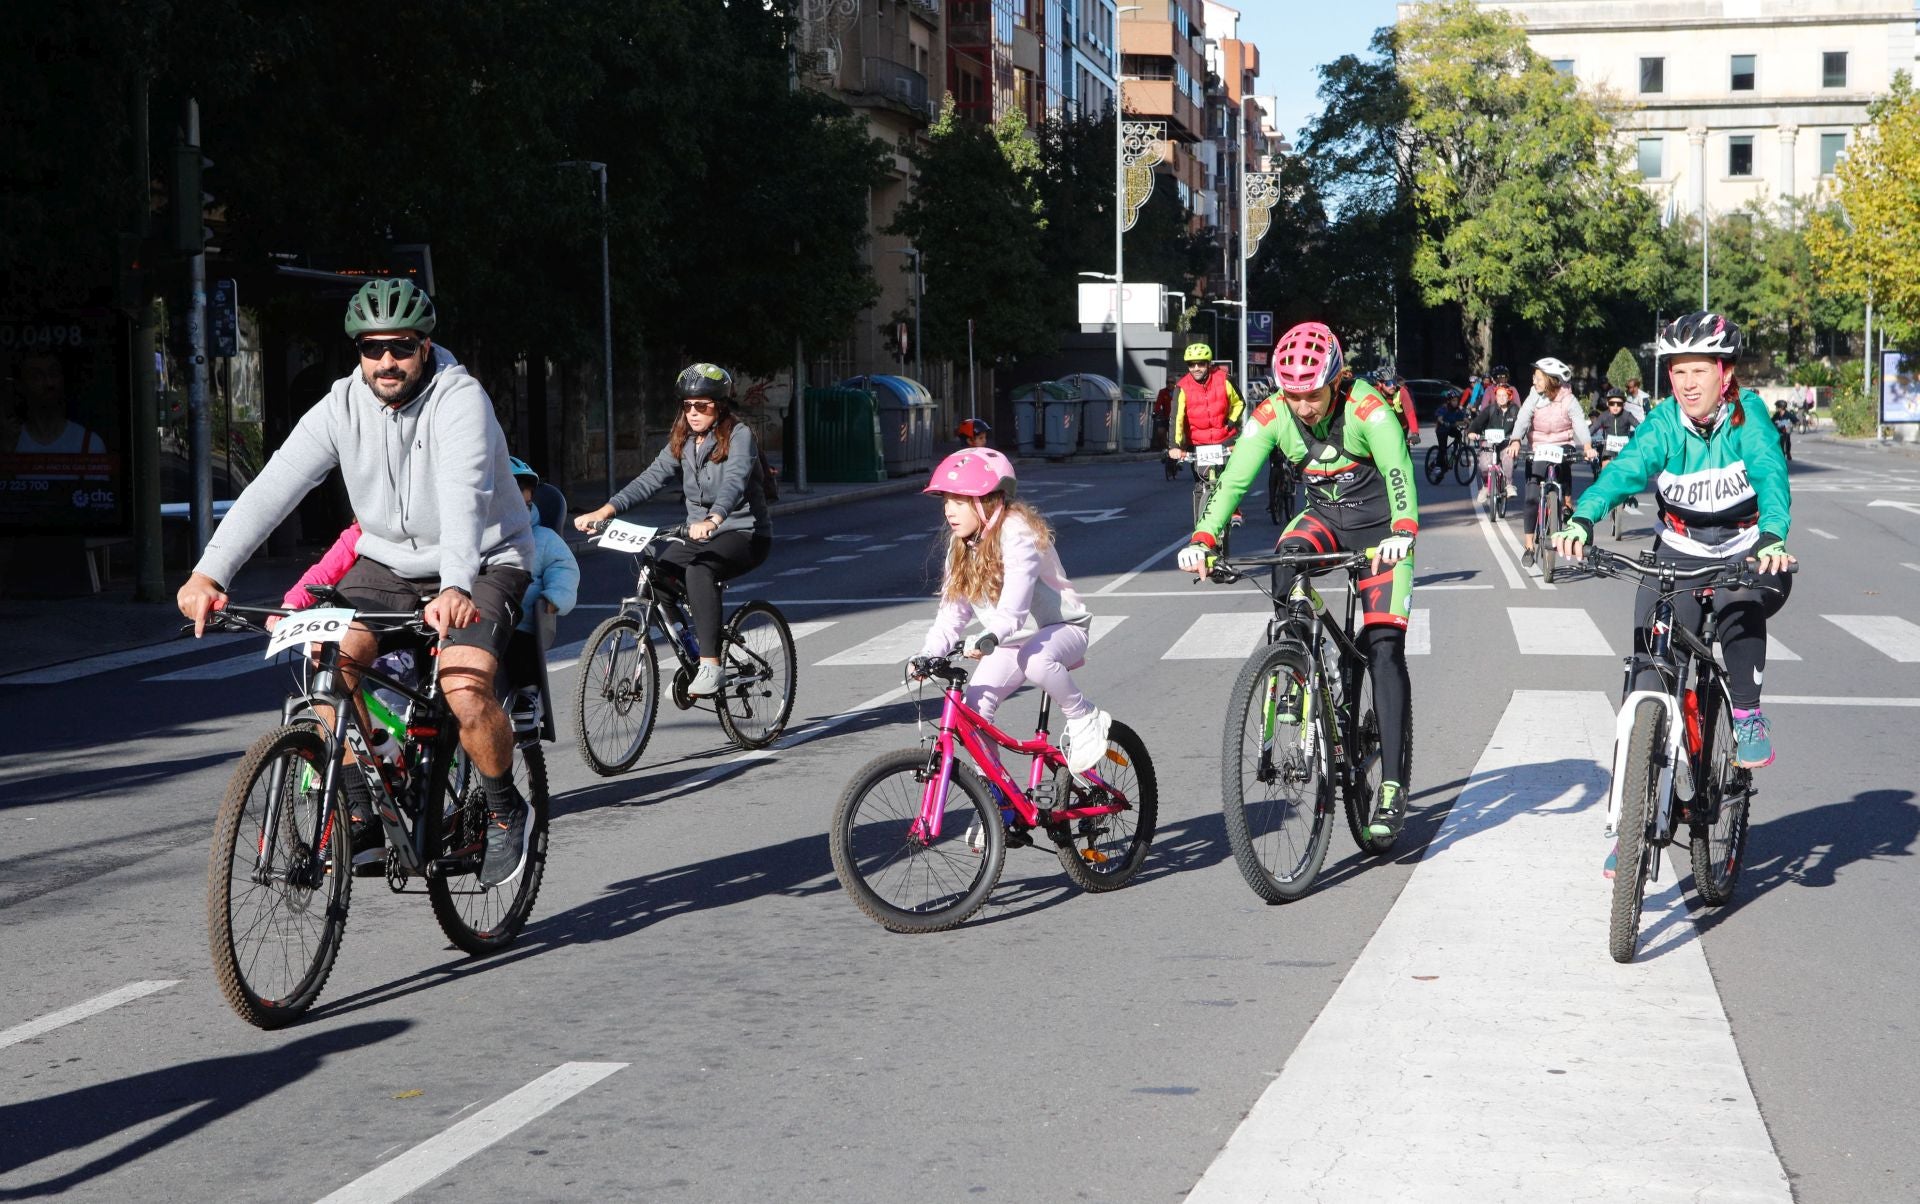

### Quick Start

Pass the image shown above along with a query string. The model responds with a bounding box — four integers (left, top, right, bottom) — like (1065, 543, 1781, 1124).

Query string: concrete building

(1064, 0, 1122, 117)
(1200, 1, 1273, 298)
(948, 0, 1119, 125)
(1469, 1, 1917, 219)
(1120, 0, 1210, 223)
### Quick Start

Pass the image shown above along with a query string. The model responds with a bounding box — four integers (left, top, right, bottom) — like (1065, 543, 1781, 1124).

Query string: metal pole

(1865, 290, 1874, 420)
(1114, 96, 1126, 389)
(1237, 140, 1249, 393)
(967, 318, 977, 421)
(596, 165, 615, 501)
(131, 73, 164, 601)
(913, 250, 924, 388)
(1701, 210, 1710, 310)
(184, 97, 212, 556)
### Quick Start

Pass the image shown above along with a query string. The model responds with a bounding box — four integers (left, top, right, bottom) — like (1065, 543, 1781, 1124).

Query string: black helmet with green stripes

(344, 278, 437, 337)
(675, 362, 735, 401)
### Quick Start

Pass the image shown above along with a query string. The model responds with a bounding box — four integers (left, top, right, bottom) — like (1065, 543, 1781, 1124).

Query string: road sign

(1248, 312, 1275, 347)
(209, 279, 238, 358)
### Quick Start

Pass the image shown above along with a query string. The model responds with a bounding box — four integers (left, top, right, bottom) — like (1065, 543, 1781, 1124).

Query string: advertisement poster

(0, 314, 128, 535)
(1881, 350, 1919, 424)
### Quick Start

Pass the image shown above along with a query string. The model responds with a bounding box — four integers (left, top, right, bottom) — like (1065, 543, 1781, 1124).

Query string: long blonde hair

(940, 495, 1055, 605)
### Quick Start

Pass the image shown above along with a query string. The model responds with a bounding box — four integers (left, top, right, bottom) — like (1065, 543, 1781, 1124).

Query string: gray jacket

(608, 422, 770, 536)
(195, 345, 534, 594)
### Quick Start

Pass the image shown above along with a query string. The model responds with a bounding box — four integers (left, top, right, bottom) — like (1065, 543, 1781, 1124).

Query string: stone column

(1688, 126, 1708, 220)
(1777, 124, 1798, 201)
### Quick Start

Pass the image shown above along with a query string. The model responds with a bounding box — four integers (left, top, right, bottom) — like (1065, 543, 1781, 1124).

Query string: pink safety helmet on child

(1272, 321, 1345, 394)
(925, 447, 1018, 529)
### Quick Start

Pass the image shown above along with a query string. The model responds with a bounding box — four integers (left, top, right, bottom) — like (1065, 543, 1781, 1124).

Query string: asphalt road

(1, 436, 1915, 1202)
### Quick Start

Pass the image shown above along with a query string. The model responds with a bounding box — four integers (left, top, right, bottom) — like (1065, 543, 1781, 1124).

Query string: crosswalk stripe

(816, 619, 935, 666)
(149, 649, 286, 682)
(0, 636, 245, 686)
(1765, 635, 1800, 662)
(1406, 608, 1430, 655)
(1186, 690, 1790, 1203)
(1162, 612, 1269, 660)
(1506, 606, 1613, 656)
(1824, 614, 1920, 662)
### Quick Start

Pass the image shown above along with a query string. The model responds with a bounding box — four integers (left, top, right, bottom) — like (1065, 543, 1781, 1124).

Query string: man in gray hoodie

(177, 279, 537, 888)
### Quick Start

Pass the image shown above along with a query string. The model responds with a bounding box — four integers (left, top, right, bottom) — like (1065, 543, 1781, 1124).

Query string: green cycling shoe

(1367, 780, 1407, 840)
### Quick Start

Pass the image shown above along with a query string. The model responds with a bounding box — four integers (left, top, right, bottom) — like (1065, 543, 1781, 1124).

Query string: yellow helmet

(1183, 342, 1213, 363)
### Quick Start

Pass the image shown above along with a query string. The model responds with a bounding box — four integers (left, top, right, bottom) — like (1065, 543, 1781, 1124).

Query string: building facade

(1121, 0, 1210, 223)
(1472, 0, 1917, 219)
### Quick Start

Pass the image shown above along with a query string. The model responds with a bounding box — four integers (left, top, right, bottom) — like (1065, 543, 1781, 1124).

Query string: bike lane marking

(1823, 614, 1920, 663)
(1187, 689, 1791, 1203)
(0, 981, 180, 1052)
(1090, 535, 1199, 596)
(1505, 606, 1613, 656)
(1470, 494, 1528, 590)
(1405, 608, 1430, 655)
(312, 1061, 627, 1204)
(0, 637, 245, 686)
(1161, 612, 1270, 660)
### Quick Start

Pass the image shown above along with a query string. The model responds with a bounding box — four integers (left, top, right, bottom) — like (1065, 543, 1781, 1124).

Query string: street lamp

(889, 247, 925, 388)
(557, 160, 615, 499)
(1113, 5, 1142, 389)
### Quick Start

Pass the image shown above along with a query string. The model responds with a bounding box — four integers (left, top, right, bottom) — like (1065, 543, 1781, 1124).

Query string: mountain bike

(202, 591, 549, 1028)
(1205, 548, 1406, 903)
(1473, 433, 1510, 519)
(829, 651, 1157, 932)
(1572, 545, 1794, 963)
(1189, 442, 1232, 552)
(1424, 433, 1473, 486)
(1596, 435, 1637, 539)
(1526, 443, 1575, 583)
(1266, 453, 1298, 527)
(574, 521, 797, 775)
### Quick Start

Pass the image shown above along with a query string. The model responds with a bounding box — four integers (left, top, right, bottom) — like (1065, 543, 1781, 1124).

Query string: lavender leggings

(964, 622, 1095, 729)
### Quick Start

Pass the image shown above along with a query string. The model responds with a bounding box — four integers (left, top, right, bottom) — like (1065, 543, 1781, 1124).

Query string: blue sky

(1235, 0, 1403, 146)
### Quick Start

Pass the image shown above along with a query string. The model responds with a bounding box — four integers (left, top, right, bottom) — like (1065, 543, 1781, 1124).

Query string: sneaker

(1731, 709, 1774, 768)
(480, 793, 531, 888)
(1603, 841, 1619, 879)
(1505, 483, 1518, 499)
(1521, 546, 1536, 568)
(687, 661, 723, 698)
(348, 804, 386, 877)
(1367, 780, 1406, 840)
(1625, 495, 1641, 511)
(1065, 709, 1113, 778)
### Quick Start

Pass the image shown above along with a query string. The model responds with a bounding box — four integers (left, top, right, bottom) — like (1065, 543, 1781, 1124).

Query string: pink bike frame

(912, 686, 1128, 842)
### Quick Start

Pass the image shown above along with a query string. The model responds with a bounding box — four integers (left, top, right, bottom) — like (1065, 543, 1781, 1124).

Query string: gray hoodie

(607, 422, 770, 536)
(194, 345, 534, 595)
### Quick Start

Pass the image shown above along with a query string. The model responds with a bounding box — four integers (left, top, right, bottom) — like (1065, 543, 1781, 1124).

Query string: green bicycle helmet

(676, 362, 735, 401)
(1183, 342, 1214, 363)
(344, 278, 437, 337)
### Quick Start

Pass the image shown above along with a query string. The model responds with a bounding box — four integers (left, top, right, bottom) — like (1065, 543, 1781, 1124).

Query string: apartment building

(1064, 0, 1122, 117)
(1468, 0, 1917, 218)
(1199, 0, 1274, 292)
(1120, 0, 1210, 223)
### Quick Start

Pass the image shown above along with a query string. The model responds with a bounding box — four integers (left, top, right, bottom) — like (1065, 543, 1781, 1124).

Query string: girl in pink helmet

(912, 448, 1111, 776)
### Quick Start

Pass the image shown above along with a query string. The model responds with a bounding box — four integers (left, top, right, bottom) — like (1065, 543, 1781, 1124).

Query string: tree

(1395, 0, 1668, 367)
(1808, 72, 1920, 347)
(1606, 347, 1640, 390)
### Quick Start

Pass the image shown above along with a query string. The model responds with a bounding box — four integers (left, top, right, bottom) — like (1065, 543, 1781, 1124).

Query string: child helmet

(925, 448, 1016, 499)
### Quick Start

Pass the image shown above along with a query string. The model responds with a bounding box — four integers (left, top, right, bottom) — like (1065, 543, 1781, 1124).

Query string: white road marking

(1765, 635, 1800, 662)
(775, 567, 819, 576)
(313, 1062, 627, 1204)
(547, 622, 832, 674)
(1162, 612, 1269, 660)
(1902, 563, 1920, 574)
(0, 637, 244, 686)
(1506, 607, 1613, 656)
(1769, 695, 1920, 707)
(0, 980, 180, 1051)
(1471, 494, 1528, 590)
(816, 620, 934, 666)
(1824, 614, 1920, 663)
(819, 555, 863, 563)
(1804, 527, 1838, 540)
(1405, 608, 1430, 655)
(1091, 535, 1200, 596)
(1187, 690, 1790, 1204)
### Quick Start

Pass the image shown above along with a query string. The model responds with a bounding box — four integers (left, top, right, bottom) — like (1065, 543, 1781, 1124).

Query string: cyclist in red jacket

(1168, 342, 1246, 524)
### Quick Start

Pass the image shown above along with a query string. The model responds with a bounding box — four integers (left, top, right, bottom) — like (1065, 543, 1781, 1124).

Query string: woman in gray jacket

(576, 363, 772, 696)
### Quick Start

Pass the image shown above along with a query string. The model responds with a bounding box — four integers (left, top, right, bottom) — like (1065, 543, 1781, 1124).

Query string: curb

(767, 478, 924, 517)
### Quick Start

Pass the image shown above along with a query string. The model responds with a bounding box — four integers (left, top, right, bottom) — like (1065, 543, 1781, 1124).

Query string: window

(1823, 52, 1847, 89)
(1820, 131, 1846, 174)
(1637, 137, 1664, 179)
(1728, 135, 1753, 177)
(1730, 54, 1755, 91)
(1550, 58, 1575, 76)
(1639, 57, 1664, 94)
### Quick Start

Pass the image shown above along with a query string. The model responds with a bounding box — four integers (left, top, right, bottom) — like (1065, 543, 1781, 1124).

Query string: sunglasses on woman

(681, 400, 716, 414)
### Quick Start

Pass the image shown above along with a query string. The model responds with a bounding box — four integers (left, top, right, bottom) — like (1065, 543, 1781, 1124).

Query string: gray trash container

(1042, 395, 1081, 456)
(1120, 385, 1154, 451)
(1061, 373, 1121, 454)
(1011, 381, 1069, 455)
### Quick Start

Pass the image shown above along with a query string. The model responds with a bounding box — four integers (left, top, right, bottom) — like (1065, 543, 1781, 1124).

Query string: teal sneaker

(1367, 781, 1406, 840)
(1731, 709, 1774, 769)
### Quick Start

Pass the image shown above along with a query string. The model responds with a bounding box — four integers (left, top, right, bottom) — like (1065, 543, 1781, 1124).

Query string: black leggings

(1360, 626, 1413, 789)
(1522, 456, 1577, 537)
(1631, 544, 1792, 710)
(658, 530, 772, 657)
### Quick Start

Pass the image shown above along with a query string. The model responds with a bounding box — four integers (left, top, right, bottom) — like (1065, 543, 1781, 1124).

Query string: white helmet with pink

(925, 448, 1018, 529)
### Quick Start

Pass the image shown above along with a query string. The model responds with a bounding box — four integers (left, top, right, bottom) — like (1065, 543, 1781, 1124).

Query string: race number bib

(1482, 427, 1506, 445)
(264, 607, 355, 661)
(1605, 434, 1629, 453)
(595, 520, 658, 553)
(1195, 443, 1227, 467)
(1533, 443, 1566, 465)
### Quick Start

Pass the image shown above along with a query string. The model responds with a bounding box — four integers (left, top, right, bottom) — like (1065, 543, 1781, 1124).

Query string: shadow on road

(0, 1019, 410, 1199)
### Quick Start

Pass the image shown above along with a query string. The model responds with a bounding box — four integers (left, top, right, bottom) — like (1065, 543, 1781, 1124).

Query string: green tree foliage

(1606, 347, 1641, 389)
(1809, 73, 1920, 346)
(1396, 0, 1667, 367)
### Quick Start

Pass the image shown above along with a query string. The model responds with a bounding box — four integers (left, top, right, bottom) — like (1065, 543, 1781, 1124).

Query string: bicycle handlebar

(1579, 544, 1799, 592)
(1205, 549, 1369, 585)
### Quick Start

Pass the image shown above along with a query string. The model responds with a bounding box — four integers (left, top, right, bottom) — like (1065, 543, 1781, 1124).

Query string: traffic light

(170, 144, 214, 255)
(114, 232, 149, 310)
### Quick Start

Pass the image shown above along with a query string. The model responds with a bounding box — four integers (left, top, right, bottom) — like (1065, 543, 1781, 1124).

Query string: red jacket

(1172, 370, 1244, 446)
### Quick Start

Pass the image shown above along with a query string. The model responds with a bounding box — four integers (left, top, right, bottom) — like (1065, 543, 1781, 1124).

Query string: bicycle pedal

(1005, 829, 1034, 850)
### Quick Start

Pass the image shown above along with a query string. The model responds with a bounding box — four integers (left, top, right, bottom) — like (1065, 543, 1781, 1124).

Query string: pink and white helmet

(925, 447, 1017, 499)
(1272, 321, 1345, 394)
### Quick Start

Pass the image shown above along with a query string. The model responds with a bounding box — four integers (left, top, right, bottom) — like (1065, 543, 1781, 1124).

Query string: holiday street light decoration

(795, 0, 860, 77)
(1121, 121, 1168, 232)
(1242, 171, 1283, 259)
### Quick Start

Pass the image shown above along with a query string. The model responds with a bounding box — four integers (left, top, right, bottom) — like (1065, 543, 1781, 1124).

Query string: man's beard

(365, 354, 426, 406)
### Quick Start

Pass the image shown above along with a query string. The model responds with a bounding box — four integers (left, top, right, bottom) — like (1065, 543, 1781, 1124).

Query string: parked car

(1399, 378, 1462, 423)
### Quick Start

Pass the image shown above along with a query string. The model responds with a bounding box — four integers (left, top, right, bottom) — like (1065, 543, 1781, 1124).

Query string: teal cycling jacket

(1571, 389, 1790, 557)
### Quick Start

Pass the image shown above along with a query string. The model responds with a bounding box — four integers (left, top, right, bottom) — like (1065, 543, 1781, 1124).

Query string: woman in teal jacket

(1554, 312, 1795, 771)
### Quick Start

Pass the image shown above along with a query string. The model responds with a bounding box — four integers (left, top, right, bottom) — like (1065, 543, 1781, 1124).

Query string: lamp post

(558, 160, 614, 498)
(1112, 6, 1142, 389)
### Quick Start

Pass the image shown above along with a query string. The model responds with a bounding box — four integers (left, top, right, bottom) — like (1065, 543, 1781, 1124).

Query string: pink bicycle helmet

(1272, 321, 1345, 394)
(925, 448, 1018, 530)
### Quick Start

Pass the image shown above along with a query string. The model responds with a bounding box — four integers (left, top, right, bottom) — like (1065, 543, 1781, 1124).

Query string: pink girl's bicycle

(829, 652, 1158, 933)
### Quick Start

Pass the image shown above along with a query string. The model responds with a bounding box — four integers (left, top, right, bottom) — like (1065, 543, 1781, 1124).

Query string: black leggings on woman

(658, 530, 772, 657)
(1522, 455, 1578, 537)
(1631, 542, 1792, 710)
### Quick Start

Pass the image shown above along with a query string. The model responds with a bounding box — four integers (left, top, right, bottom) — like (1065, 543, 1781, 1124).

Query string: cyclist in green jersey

(1178, 321, 1420, 838)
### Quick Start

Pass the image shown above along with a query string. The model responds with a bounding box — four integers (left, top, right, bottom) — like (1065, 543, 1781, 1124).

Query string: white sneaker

(1065, 709, 1112, 778)
(688, 662, 723, 697)
(1504, 483, 1518, 499)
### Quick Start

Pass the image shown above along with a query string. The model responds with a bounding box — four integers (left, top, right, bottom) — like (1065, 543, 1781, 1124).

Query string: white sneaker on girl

(1065, 709, 1112, 777)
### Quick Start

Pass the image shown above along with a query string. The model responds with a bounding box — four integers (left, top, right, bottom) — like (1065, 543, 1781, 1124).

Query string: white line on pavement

(1824, 614, 1920, 663)
(776, 567, 820, 576)
(313, 1062, 627, 1204)
(816, 620, 930, 666)
(1505, 606, 1614, 656)
(1471, 495, 1528, 590)
(1162, 612, 1269, 660)
(0, 980, 180, 1051)
(1406, 608, 1430, 655)
(1770, 695, 1920, 707)
(1091, 535, 1196, 596)
(1766, 635, 1801, 662)
(1804, 527, 1838, 540)
(0, 637, 244, 686)
(1903, 563, 1920, 574)
(1186, 690, 1790, 1204)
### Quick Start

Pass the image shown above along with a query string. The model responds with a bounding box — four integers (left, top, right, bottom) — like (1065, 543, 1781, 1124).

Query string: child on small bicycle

(910, 448, 1111, 778)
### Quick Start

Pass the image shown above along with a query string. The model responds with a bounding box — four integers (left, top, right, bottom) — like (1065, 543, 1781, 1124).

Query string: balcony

(1122, 78, 1202, 142)
(861, 56, 933, 121)
(904, 0, 940, 23)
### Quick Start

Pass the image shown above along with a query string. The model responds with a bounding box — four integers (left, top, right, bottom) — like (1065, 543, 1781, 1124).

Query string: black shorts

(334, 556, 531, 666)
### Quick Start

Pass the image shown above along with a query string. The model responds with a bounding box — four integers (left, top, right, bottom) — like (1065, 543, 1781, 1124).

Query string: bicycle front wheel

(1221, 642, 1334, 902)
(1610, 698, 1666, 963)
(716, 600, 797, 749)
(1050, 718, 1158, 892)
(1452, 445, 1475, 486)
(1689, 686, 1751, 906)
(573, 615, 659, 776)
(1539, 486, 1559, 583)
(1492, 470, 1509, 520)
(429, 739, 550, 955)
(1424, 444, 1446, 485)
(830, 750, 1004, 932)
(207, 723, 350, 1029)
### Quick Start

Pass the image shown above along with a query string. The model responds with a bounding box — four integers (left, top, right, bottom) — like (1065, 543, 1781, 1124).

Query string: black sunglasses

(356, 336, 422, 361)
(681, 399, 716, 414)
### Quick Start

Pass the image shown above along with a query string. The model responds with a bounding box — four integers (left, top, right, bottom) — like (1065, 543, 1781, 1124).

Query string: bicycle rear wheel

(207, 723, 350, 1029)
(1492, 469, 1509, 520)
(1452, 444, 1475, 485)
(716, 600, 797, 749)
(1539, 485, 1559, 583)
(1689, 684, 1751, 906)
(1424, 444, 1446, 485)
(830, 750, 1004, 932)
(1342, 655, 1409, 856)
(573, 615, 658, 776)
(1221, 642, 1334, 902)
(1050, 718, 1158, 892)
(1610, 698, 1666, 963)
(429, 739, 550, 955)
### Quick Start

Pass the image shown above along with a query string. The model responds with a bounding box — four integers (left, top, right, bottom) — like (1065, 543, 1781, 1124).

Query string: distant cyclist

(1168, 342, 1246, 525)
(1592, 388, 1641, 510)
(1467, 382, 1521, 502)
(1177, 321, 1419, 839)
(957, 418, 992, 449)
(1510, 356, 1597, 567)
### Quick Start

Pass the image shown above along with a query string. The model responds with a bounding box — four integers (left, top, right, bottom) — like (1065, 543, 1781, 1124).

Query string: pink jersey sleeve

(283, 522, 362, 609)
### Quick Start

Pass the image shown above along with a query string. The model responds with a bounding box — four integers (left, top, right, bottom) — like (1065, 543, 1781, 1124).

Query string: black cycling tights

(658, 530, 773, 658)
(1360, 625, 1413, 788)
(1631, 550, 1792, 710)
